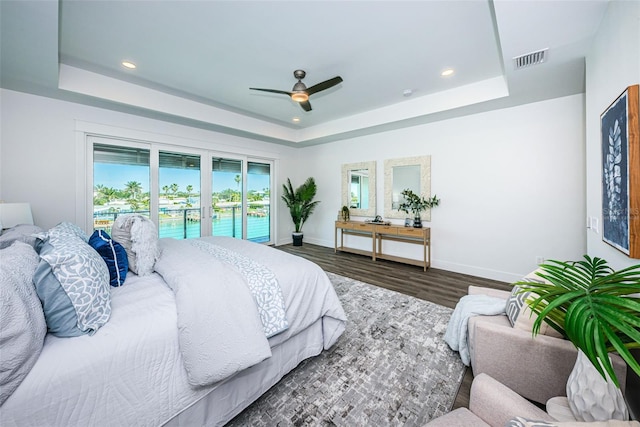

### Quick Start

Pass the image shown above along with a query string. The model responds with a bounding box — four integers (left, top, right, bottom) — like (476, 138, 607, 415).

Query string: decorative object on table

(281, 177, 320, 246)
(404, 218, 413, 227)
(601, 84, 640, 258)
(340, 205, 350, 222)
(396, 189, 440, 228)
(515, 255, 640, 421)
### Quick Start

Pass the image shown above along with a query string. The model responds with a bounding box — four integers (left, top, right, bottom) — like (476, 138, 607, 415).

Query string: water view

(94, 206, 271, 243)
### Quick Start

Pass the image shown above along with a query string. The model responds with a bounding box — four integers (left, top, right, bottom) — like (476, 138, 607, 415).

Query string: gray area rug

(227, 272, 466, 426)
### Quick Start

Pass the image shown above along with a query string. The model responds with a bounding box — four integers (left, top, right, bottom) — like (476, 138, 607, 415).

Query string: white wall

(0, 89, 298, 233)
(585, 0, 640, 270)
(1, 91, 586, 283)
(297, 95, 587, 282)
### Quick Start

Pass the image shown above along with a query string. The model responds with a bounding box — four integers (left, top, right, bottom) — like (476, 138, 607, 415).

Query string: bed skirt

(162, 319, 324, 426)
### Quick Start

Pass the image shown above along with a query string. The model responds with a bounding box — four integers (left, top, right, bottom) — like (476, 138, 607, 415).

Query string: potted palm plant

(281, 177, 320, 246)
(397, 188, 440, 228)
(516, 255, 640, 421)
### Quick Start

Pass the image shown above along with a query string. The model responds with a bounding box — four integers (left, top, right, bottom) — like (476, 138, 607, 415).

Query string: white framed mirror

(342, 161, 376, 217)
(384, 156, 432, 220)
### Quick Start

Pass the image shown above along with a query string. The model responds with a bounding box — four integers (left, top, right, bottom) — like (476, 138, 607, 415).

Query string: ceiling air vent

(513, 48, 548, 70)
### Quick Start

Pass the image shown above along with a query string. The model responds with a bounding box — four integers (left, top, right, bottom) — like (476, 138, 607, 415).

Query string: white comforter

(0, 237, 346, 427)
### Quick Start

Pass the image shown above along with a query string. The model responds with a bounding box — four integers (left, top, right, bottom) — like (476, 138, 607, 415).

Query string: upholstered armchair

(465, 285, 627, 405)
(425, 373, 639, 427)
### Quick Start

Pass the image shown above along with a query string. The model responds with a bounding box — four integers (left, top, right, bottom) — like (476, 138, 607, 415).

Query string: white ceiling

(0, 0, 608, 146)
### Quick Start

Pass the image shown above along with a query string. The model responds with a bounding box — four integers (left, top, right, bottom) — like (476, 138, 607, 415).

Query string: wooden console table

(334, 221, 431, 271)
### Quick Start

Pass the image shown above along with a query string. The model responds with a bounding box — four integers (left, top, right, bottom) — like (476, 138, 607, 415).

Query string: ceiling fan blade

(249, 88, 292, 96)
(300, 101, 312, 112)
(306, 76, 343, 96)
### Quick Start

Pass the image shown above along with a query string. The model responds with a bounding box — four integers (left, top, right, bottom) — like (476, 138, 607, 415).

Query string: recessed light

(441, 68, 454, 77)
(121, 61, 137, 69)
(292, 117, 301, 123)
(403, 89, 413, 97)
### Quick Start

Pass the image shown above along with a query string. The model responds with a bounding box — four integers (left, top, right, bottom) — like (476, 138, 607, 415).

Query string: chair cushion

(425, 408, 490, 426)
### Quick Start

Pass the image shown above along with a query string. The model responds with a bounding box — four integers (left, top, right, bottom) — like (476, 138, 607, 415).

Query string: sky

(94, 164, 270, 194)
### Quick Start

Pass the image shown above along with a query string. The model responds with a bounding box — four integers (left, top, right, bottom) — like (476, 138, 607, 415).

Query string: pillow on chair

(506, 269, 563, 338)
(506, 416, 640, 426)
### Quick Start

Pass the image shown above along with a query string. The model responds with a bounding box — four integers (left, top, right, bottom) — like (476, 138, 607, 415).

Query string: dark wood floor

(275, 242, 512, 410)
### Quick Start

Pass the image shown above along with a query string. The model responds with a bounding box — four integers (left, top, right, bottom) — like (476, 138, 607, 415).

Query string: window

(212, 157, 243, 238)
(88, 137, 274, 244)
(93, 143, 150, 232)
(247, 161, 271, 243)
(159, 151, 201, 239)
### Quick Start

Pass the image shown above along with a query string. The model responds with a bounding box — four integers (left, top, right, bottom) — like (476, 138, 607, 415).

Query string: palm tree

(162, 185, 170, 198)
(125, 181, 142, 200)
(185, 184, 194, 208)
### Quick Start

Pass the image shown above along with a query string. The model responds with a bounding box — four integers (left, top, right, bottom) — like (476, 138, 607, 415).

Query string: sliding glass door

(89, 137, 274, 244)
(211, 157, 243, 238)
(247, 161, 271, 243)
(92, 143, 150, 232)
(158, 150, 202, 239)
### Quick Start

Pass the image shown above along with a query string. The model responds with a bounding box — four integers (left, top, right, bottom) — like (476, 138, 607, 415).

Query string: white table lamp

(0, 203, 34, 230)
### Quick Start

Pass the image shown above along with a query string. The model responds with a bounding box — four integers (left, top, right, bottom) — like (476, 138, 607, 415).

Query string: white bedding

(0, 237, 346, 427)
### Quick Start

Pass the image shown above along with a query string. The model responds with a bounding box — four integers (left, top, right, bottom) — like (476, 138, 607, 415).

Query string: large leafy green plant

(281, 177, 320, 233)
(516, 255, 640, 387)
(397, 188, 440, 218)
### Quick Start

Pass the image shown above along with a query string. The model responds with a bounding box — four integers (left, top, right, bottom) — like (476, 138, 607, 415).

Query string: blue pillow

(89, 230, 128, 287)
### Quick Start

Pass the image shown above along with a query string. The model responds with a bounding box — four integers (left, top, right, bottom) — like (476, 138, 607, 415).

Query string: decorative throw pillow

(89, 230, 128, 287)
(505, 417, 640, 427)
(0, 241, 47, 405)
(505, 417, 557, 427)
(506, 269, 563, 338)
(111, 215, 159, 276)
(34, 232, 111, 337)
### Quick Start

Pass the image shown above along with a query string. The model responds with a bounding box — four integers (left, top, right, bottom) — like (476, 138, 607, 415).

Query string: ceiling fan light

(291, 92, 309, 103)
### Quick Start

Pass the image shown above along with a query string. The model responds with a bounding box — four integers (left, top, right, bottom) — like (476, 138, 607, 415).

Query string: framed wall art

(601, 84, 639, 257)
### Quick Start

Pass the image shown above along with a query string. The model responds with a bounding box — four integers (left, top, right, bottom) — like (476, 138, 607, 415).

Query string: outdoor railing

(93, 205, 270, 242)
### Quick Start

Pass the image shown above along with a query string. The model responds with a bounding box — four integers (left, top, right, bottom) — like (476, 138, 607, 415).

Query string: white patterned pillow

(34, 232, 111, 336)
(506, 269, 563, 338)
(505, 417, 639, 427)
(111, 215, 159, 276)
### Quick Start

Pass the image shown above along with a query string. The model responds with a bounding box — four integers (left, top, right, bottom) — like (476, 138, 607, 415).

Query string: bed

(0, 220, 346, 426)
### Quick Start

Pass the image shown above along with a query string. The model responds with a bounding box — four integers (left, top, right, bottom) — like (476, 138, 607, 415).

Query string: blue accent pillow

(89, 230, 128, 287)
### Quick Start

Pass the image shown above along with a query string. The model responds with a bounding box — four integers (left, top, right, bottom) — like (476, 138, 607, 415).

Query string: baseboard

(432, 259, 521, 283)
(275, 237, 521, 283)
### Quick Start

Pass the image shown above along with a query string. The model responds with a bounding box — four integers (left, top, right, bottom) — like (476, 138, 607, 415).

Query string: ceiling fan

(250, 69, 343, 112)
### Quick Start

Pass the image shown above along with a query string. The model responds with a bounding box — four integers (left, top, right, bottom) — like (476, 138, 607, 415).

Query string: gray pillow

(111, 215, 159, 276)
(34, 232, 111, 337)
(0, 241, 46, 405)
(0, 224, 44, 249)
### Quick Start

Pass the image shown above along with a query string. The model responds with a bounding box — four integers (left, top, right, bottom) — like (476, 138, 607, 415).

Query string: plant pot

(413, 217, 422, 228)
(566, 349, 628, 421)
(292, 232, 303, 246)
